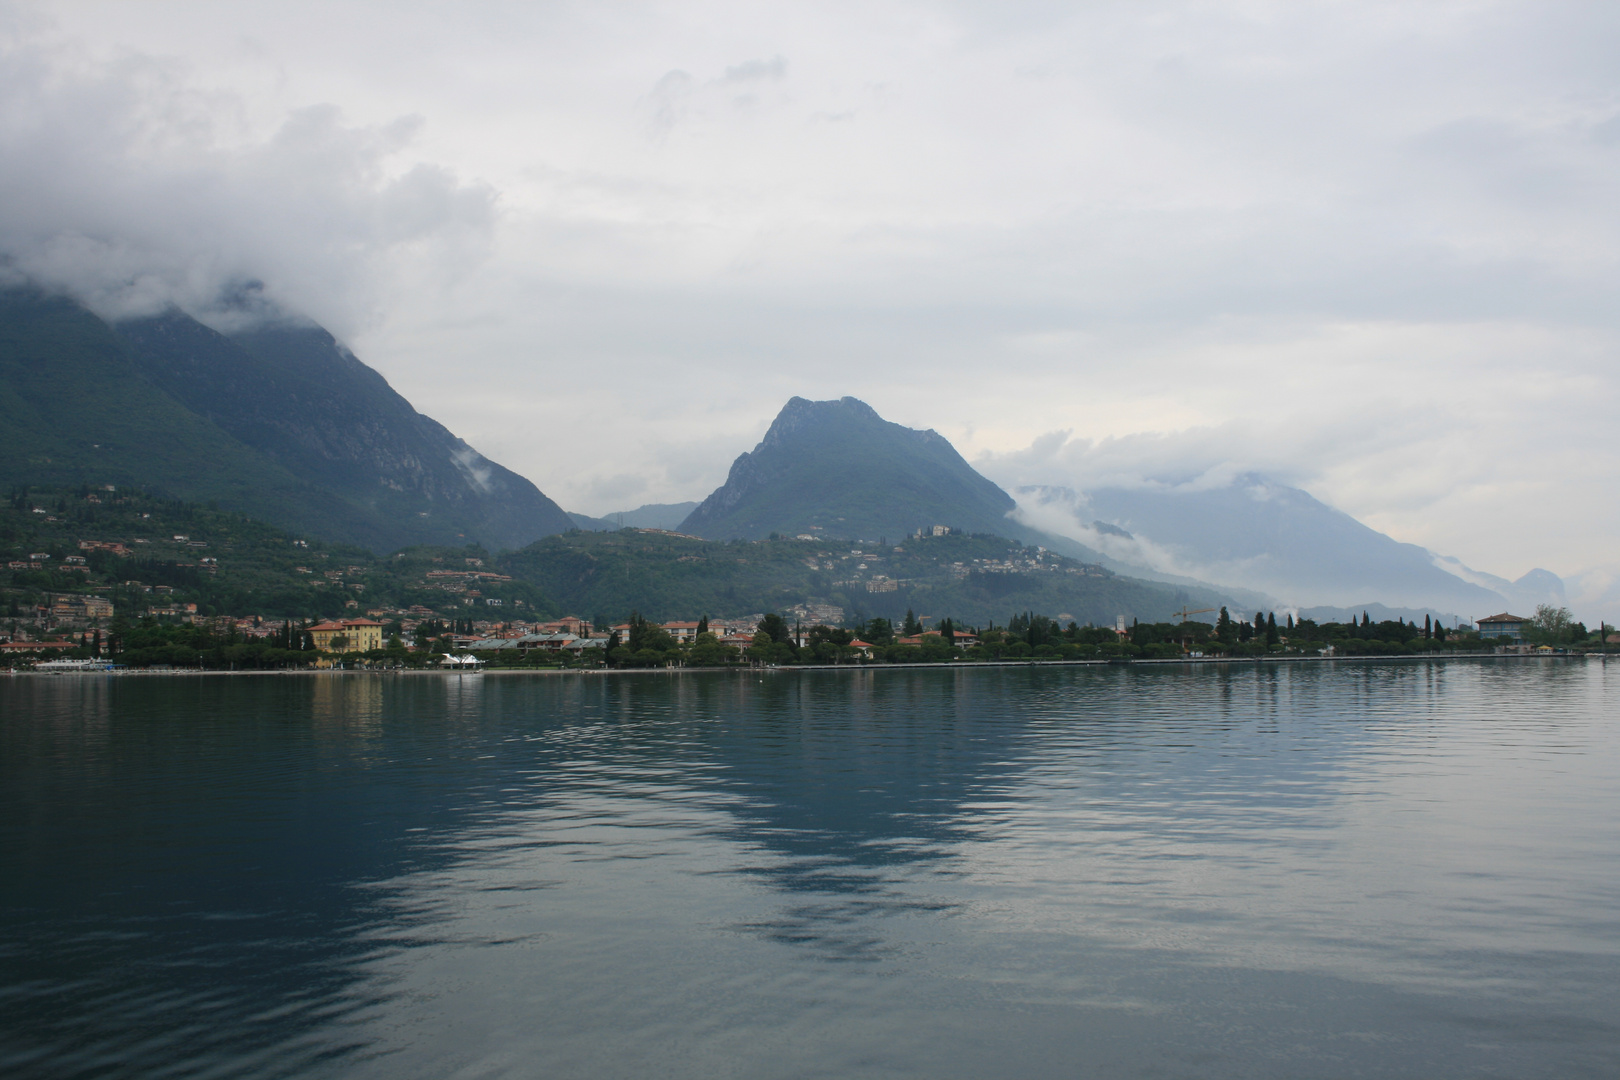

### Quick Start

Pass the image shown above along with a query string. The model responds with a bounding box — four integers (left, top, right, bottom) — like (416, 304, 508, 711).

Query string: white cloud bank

(0, 12, 495, 333)
(4, 0, 1620, 594)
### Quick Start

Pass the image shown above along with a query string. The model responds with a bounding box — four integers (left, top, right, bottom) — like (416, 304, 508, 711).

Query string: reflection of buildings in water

(19, 676, 115, 749)
(441, 670, 485, 720)
(311, 673, 384, 731)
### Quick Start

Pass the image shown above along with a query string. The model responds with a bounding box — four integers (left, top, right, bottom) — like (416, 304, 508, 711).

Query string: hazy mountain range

(569, 503, 698, 532)
(1011, 479, 1565, 621)
(0, 282, 1576, 622)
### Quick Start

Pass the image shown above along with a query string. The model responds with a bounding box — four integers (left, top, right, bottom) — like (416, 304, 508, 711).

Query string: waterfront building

(1476, 613, 1529, 641)
(308, 619, 385, 652)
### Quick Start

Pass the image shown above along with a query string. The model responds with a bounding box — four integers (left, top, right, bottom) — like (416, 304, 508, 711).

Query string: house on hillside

(1476, 613, 1529, 641)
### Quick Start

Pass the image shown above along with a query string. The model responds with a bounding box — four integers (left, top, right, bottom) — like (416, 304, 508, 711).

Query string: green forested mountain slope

(0, 289, 380, 541)
(225, 320, 574, 547)
(1, 288, 573, 552)
(499, 528, 1225, 626)
(3, 490, 1226, 628)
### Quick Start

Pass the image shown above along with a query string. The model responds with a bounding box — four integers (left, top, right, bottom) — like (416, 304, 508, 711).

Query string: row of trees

(595, 602, 1611, 669)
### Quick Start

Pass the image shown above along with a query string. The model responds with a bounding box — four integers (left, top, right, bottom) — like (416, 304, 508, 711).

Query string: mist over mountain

(1, 286, 572, 552)
(680, 397, 1049, 545)
(1013, 477, 1564, 618)
(674, 394, 1570, 621)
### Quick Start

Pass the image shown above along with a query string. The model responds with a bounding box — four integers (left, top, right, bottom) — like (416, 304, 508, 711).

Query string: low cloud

(723, 55, 787, 83)
(977, 423, 1330, 496)
(641, 53, 792, 137)
(0, 24, 494, 335)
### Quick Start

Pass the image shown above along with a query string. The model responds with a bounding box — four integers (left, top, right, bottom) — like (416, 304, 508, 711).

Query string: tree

(689, 632, 726, 666)
(1216, 607, 1234, 644)
(863, 617, 894, 645)
(696, 615, 708, 635)
(1265, 612, 1278, 647)
(758, 613, 791, 645)
(1530, 604, 1574, 643)
(903, 609, 921, 636)
(626, 612, 674, 652)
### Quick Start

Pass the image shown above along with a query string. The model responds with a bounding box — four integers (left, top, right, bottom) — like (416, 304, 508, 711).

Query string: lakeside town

(4, 486, 1610, 671)
(5, 590, 1604, 673)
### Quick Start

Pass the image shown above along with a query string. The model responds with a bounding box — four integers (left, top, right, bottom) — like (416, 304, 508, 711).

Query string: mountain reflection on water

(3, 662, 1618, 1079)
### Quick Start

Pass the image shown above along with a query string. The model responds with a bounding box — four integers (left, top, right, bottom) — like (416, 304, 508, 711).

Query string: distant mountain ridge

(1011, 477, 1563, 617)
(569, 502, 698, 532)
(0, 287, 572, 552)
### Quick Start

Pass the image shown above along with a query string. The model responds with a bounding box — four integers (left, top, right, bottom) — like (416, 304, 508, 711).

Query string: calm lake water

(3, 660, 1618, 1078)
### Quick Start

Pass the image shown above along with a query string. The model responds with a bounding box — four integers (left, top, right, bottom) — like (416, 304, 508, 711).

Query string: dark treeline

(593, 602, 1580, 669)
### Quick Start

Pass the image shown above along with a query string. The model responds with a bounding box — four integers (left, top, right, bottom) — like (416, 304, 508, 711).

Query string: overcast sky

(4, 0, 1619, 582)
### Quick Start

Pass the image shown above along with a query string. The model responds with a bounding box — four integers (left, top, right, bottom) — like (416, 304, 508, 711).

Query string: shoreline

(4, 650, 1599, 676)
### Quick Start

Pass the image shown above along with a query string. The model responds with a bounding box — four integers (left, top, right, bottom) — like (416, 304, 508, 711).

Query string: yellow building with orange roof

(308, 618, 385, 653)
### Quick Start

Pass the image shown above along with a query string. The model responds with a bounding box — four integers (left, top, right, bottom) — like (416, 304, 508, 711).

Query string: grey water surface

(3, 660, 1617, 1078)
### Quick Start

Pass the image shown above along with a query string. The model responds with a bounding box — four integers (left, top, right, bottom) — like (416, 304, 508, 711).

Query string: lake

(3, 660, 1617, 1078)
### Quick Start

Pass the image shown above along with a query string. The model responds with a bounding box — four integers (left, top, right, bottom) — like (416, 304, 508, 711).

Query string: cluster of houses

(462, 617, 763, 658)
(457, 619, 986, 661)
